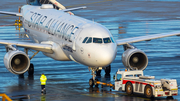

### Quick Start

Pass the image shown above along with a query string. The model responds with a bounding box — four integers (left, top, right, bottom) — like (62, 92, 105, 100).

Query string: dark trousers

(41, 85, 45, 90)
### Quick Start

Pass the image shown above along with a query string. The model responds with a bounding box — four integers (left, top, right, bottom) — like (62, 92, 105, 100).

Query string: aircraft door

(71, 27, 82, 51)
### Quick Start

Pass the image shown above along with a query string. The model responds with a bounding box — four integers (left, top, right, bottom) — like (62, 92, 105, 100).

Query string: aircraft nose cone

(96, 44, 117, 67)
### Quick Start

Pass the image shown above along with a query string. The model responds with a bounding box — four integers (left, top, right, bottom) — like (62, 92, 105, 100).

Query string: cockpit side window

(110, 37, 115, 43)
(103, 37, 111, 43)
(82, 37, 88, 43)
(93, 38, 102, 43)
(86, 37, 92, 43)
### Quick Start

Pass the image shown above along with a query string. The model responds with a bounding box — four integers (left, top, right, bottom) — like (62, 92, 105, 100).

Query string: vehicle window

(135, 74, 142, 77)
(93, 38, 102, 43)
(126, 75, 133, 77)
(86, 37, 92, 43)
(82, 37, 88, 43)
(116, 74, 122, 81)
(103, 37, 111, 43)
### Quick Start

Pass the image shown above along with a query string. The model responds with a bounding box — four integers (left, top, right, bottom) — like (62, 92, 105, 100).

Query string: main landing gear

(89, 65, 111, 87)
(28, 63, 34, 75)
(18, 63, 34, 78)
(26, 49, 39, 76)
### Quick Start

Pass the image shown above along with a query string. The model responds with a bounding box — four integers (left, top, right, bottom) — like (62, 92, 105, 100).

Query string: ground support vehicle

(95, 69, 178, 98)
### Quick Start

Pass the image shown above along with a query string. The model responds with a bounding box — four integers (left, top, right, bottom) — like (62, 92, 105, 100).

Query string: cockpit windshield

(93, 38, 102, 43)
(82, 37, 88, 43)
(86, 37, 92, 43)
(103, 37, 111, 43)
(82, 37, 114, 44)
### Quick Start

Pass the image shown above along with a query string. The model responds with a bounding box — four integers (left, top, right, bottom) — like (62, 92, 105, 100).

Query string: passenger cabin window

(103, 37, 111, 43)
(86, 37, 92, 43)
(82, 37, 88, 43)
(93, 38, 102, 43)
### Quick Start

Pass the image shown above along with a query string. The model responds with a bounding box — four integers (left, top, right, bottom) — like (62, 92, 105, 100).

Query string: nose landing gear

(88, 65, 111, 87)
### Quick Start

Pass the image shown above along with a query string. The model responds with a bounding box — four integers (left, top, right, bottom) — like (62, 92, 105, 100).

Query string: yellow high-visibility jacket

(40, 75, 47, 85)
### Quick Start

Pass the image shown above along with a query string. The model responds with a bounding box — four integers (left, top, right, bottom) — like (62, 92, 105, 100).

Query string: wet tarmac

(0, 0, 180, 101)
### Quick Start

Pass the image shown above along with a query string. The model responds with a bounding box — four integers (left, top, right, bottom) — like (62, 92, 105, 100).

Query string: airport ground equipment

(95, 69, 178, 98)
(0, 93, 12, 101)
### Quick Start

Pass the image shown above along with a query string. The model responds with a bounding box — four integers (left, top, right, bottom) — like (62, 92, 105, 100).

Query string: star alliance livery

(0, 0, 180, 87)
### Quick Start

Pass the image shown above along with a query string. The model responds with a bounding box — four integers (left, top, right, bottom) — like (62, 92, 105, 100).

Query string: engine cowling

(4, 50, 30, 74)
(122, 48, 148, 70)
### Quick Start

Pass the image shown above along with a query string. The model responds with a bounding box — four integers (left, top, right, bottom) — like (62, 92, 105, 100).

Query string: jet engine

(4, 50, 30, 74)
(122, 48, 148, 70)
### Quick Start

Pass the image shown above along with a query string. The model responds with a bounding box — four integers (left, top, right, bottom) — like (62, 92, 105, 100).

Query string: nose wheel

(89, 78, 94, 87)
(89, 78, 99, 87)
(89, 67, 97, 87)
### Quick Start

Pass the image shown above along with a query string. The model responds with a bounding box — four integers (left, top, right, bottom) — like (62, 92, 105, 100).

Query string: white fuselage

(21, 5, 117, 67)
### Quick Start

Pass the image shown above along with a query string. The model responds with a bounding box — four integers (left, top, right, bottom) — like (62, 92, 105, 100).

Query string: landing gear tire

(126, 82, 133, 95)
(144, 85, 153, 98)
(89, 78, 94, 87)
(105, 65, 111, 75)
(28, 63, 34, 76)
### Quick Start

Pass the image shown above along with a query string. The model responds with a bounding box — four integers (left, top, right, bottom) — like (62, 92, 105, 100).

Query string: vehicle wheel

(125, 82, 133, 95)
(28, 63, 34, 75)
(105, 65, 111, 74)
(89, 79, 94, 87)
(94, 78, 99, 87)
(144, 85, 153, 98)
(166, 96, 173, 99)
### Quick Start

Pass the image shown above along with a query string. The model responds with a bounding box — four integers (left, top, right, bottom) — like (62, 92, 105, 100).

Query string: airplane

(0, 0, 180, 87)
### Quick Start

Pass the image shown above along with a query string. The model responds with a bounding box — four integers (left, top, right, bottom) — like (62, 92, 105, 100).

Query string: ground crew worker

(40, 73, 47, 94)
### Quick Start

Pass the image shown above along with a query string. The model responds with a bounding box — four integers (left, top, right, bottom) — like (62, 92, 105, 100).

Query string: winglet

(0, 11, 22, 17)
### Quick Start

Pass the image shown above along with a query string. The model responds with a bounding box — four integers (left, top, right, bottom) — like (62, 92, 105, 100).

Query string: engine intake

(122, 48, 148, 70)
(4, 50, 30, 74)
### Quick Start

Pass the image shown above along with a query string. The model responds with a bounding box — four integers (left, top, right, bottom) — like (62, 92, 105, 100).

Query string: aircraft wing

(0, 40, 53, 53)
(116, 31, 180, 45)
(0, 11, 22, 16)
